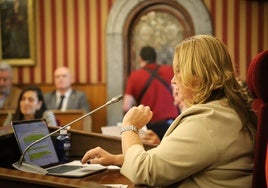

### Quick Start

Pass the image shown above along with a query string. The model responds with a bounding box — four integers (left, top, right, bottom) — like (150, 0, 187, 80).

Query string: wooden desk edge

(0, 167, 104, 188)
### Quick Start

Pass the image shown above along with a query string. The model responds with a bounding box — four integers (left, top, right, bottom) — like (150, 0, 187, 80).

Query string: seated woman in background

(4, 86, 58, 127)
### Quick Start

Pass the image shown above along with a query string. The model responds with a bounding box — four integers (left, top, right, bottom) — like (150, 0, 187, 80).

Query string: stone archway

(106, 0, 213, 125)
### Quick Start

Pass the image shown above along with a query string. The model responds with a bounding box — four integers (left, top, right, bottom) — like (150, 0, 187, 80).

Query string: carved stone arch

(125, 0, 195, 75)
(106, 0, 212, 125)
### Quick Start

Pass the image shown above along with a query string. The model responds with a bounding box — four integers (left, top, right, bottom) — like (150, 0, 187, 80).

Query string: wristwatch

(120, 125, 139, 135)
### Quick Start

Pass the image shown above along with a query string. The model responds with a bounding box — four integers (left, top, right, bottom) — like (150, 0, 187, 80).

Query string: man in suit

(44, 66, 90, 113)
(0, 62, 21, 110)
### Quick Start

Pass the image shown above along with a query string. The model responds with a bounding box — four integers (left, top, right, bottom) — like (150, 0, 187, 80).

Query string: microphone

(12, 94, 123, 174)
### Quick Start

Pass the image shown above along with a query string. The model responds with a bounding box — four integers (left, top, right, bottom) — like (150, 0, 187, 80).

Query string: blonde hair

(174, 35, 256, 128)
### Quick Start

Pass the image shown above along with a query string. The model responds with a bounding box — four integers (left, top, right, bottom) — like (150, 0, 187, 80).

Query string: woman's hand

(81, 147, 124, 166)
(122, 105, 153, 129)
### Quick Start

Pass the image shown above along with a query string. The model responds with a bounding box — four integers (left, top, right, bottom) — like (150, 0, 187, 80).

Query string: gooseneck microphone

(12, 95, 123, 174)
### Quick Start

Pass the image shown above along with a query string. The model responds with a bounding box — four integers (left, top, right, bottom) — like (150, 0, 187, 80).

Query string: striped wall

(204, 0, 268, 80)
(12, 0, 114, 84)
(9, 0, 268, 84)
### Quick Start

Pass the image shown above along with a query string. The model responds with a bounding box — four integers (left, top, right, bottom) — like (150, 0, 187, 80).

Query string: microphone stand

(12, 95, 123, 174)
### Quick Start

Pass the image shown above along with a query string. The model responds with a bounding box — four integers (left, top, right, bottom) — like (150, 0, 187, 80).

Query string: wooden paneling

(51, 110, 86, 131)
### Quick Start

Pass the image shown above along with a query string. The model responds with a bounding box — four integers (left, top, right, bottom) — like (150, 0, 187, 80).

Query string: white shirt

(56, 89, 72, 111)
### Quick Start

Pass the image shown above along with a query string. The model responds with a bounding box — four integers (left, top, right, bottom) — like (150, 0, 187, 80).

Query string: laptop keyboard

(47, 165, 84, 174)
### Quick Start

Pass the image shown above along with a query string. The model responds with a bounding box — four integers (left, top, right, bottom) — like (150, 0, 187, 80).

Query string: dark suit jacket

(44, 89, 90, 113)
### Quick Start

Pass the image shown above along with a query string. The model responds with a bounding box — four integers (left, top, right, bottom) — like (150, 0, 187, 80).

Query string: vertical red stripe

(258, 3, 264, 52)
(29, 2, 36, 84)
(96, 0, 102, 82)
(85, 0, 91, 83)
(234, 0, 240, 74)
(210, 0, 216, 35)
(18, 68, 23, 84)
(108, 0, 113, 10)
(62, 0, 68, 67)
(73, 1, 80, 82)
(39, 0, 46, 83)
(246, 2, 252, 68)
(222, 0, 228, 44)
(51, 0, 57, 71)
(29, 67, 35, 83)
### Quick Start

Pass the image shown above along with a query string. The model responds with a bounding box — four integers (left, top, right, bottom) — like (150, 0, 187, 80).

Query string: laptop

(11, 119, 106, 177)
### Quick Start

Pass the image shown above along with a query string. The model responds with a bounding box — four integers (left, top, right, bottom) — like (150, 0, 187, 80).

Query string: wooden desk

(0, 167, 142, 188)
(0, 167, 103, 188)
(0, 125, 156, 187)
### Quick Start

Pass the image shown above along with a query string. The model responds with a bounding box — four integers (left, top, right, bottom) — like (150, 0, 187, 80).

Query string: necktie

(57, 95, 65, 110)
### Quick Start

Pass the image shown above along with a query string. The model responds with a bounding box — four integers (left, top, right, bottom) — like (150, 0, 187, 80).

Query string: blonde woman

(81, 35, 256, 187)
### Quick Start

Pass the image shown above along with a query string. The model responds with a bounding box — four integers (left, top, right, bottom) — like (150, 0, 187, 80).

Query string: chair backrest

(246, 50, 268, 188)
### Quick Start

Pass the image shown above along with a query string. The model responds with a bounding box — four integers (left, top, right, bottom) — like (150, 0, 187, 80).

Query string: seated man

(0, 62, 21, 110)
(44, 66, 90, 113)
(44, 66, 91, 130)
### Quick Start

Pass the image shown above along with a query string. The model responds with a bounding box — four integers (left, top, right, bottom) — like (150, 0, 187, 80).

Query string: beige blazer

(121, 99, 255, 187)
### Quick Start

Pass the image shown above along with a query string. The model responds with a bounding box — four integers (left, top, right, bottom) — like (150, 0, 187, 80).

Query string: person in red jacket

(123, 46, 179, 142)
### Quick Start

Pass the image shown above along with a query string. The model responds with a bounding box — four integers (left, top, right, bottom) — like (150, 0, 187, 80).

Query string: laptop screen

(11, 119, 59, 167)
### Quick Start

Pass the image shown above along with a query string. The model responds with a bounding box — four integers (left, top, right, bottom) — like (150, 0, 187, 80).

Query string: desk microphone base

(13, 162, 48, 175)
